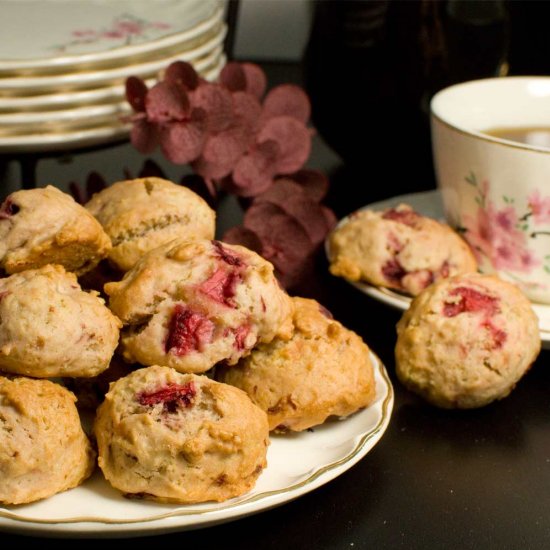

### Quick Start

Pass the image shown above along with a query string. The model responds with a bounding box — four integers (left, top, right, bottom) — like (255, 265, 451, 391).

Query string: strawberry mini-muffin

(94, 365, 269, 503)
(328, 203, 477, 296)
(0, 376, 95, 505)
(395, 273, 541, 408)
(0, 265, 121, 378)
(217, 297, 376, 432)
(0, 186, 111, 275)
(105, 239, 294, 374)
(86, 177, 216, 272)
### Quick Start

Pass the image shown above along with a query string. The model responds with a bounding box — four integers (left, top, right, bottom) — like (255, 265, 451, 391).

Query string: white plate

(0, 351, 393, 538)
(0, 55, 226, 153)
(0, 79, 157, 112)
(327, 190, 550, 348)
(0, 102, 133, 131)
(0, 0, 223, 73)
(0, 30, 226, 94)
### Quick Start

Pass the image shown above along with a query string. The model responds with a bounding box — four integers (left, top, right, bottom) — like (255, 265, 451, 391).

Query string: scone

(328, 203, 477, 296)
(85, 177, 216, 272)
(94, 365, 269, 503)
(0, 265, 121, 378)
(217, 297, 376, 432)
(0, 185, 111, 275)
(0, 376, 95, 505)
(105, 239, 294, 374)
(395, 273, 541, 408)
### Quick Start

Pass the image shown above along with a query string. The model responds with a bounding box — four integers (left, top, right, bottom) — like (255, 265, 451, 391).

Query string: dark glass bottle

(304, 0, 509, 204)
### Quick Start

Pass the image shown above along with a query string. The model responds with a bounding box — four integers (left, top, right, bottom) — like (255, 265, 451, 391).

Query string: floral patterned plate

(0, 352, 393, 537)
(329, 190, 550, 348)
(0, 0, 223, 74)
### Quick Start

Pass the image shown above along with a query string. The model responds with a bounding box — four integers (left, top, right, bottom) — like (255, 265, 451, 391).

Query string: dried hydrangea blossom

(125, 61, 313, 198)
(223, 170, 336, 288)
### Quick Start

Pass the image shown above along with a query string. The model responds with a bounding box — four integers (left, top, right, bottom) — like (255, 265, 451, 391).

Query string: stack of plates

(0, 0, 227, 153)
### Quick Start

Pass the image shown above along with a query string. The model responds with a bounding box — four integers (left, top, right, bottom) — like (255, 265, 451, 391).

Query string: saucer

(328, 189, 550, 348)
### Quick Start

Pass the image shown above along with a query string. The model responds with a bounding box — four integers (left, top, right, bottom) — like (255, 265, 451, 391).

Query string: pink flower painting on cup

(528, 190, 550, 225)
(461, 172, 542, 275)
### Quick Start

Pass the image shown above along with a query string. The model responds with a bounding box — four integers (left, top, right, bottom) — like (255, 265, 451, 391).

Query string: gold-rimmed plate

(0, 351, 393, 537)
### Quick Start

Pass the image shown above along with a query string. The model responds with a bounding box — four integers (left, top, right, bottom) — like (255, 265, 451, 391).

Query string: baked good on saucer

(217, 297, 376, 432)
(0, 265, 121, 378)
(94, 365, 269, 503)
(328, 203, 477, 296)
(105, 239, 294, 374)
(0, 376, 95, 505)
(395, 273, 541, 408)
(85, 177, 216, 272)
(0, 185, 111, 275)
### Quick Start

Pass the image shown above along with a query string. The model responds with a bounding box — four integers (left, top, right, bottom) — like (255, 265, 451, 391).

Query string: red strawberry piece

(199, 268, 242, 307)
(381, 258, 407, 286)
(233, 324, 251, 351)
(138, 381, 196, 413)
(443, 287, 500, 317)
(482, 320, 507, 349)
(382, 207, 421, 227)
(165, 305, 214, 355)
(212, 240, 244, 267)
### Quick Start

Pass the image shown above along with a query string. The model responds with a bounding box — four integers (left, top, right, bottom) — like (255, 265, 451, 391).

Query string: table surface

(1, 62, 550, 548)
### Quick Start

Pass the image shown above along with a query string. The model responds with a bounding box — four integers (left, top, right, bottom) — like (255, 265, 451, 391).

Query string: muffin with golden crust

(0, 185, 111, 275)
(85, 177, 216, 272)
(105, 239, 294, 374)
(0, 264, 121, 378)
(217, 297, 376, 432)
(328, 203, 477, 296)
(0, 376, 95, 505)
(94, 365, 269, 503)
(395, 273, 541, 408)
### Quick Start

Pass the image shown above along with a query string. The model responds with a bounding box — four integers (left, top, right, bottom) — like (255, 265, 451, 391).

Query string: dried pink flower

(124, 61, 313, 198)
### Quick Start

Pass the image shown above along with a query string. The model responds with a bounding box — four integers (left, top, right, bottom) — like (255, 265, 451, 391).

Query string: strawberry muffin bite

(217, 297, 376, 432)
(0, 186, 111, 276)
(94, 365, 269, 503)
(395, 273, 540, 408)
(0, 376, 95, 505)
(85, 177, 216, 272)
(328, 203, 477, 296)
(0, 265, 121, 378)
(105, 239, 294, 374)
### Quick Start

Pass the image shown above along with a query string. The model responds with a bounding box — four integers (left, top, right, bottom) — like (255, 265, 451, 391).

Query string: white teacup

(431, 76, 550, 304)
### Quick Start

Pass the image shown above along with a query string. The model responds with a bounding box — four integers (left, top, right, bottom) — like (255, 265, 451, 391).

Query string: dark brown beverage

(484, 127, 550, 148)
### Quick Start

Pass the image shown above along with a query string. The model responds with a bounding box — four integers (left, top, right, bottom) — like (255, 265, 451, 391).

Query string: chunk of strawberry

(443, 287, 500, 317)
(199, 268, 242, 307)
(138, 381, 196, 413)
(165, 304, 214, 355)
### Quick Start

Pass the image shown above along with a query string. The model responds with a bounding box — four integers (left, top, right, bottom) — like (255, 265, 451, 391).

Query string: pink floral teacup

(431, 77, 550, 304)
